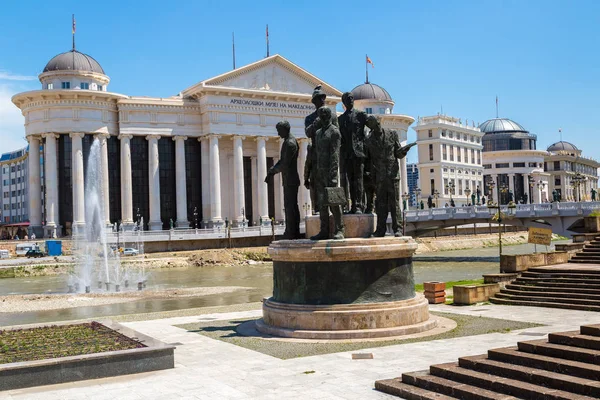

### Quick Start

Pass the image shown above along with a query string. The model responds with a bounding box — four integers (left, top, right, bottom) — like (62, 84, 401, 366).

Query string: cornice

(196, 86, 341, 104)
(12, 90, 126, 109)
(39, 70, 110, 84)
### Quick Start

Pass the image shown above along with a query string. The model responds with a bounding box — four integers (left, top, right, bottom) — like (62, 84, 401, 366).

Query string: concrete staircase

(489, 265, 600, 311)
(375, 324, 600, 399)
(570, 235, 600, 264)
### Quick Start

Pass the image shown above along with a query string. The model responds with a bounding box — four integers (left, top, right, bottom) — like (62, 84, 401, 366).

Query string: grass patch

(415, 279, 484, 292)
(0, 322, 145, 364)
(176, 312, 541, 360)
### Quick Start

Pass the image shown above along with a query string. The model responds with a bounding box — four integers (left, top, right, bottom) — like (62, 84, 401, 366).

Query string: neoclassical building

(545, 141, 599, 201)
(12, 49, 413, 237)
(480, 118, 550, 204)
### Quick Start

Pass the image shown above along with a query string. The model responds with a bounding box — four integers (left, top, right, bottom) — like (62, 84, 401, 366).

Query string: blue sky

(1, 0, 599, 164)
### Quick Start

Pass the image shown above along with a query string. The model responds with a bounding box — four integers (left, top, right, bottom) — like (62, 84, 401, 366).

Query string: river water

(0, 242, 563, 326)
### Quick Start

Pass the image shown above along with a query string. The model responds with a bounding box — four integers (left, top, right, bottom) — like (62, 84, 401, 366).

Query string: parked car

(26, 249, 44, 258)
(122, 248, 139, 256)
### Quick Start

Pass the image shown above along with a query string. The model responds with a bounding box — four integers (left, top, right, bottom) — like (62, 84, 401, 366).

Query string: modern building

(480, 118, 550, 204)
(545, 141, 599, 201)
(406, 163, 419, 206)
(0, 147, 28, 228)
(414, 114, 484, 207)
(12, 47, 414, 238)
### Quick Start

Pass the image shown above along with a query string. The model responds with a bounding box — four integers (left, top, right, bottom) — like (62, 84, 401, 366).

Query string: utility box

(45, 240, 62, 256)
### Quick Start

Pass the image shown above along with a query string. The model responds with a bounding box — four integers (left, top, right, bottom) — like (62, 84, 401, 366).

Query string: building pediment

(182, 54, 342, 99)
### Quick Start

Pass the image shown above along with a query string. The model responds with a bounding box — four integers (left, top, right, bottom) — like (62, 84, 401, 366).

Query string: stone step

(489, 296, 600, 312)
(515, 277, 600, 287)
(488, 346, 600, 381)
(505, 284, 600, 295)
(569, 255, 600, 261)
(568, 258, 600, 264)
(521, 271, 600, 280)
(518, 339, 600, 365)
(458, 354, 600, 397)
(494, 292, 600, 306)
(500, 288, 600, 300)
(375, 378, 458, 399)
(402, 370, 518, 400)
(581, 324, 600, 337)
(429, 361, 597, 400)
(549, 331, 600, 351)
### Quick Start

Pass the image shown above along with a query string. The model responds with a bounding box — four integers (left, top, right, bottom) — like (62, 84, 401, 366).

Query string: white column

(97, 134, 111, 226)
(400, 157, 409, 209)
(42, 133, 59, 238)
(209, 135, 223, 225)
(70, 133, 85, 233)
(147, 135, 162, 230)
(232, 135, 245, 226)
(173, 136, 188, 228)
(256, 137, 269, 224)
(490, 174, 498, 203)
(199, 137, 210, 227)
(532, 175, 541, 203)
(298, 139, 310, 215)
(508, 174, 515, 200)
(118, 134, 134, 227)
(27, 136, 42, 235)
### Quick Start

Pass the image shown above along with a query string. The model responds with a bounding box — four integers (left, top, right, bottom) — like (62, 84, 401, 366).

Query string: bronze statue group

(265, 86, 414, 240)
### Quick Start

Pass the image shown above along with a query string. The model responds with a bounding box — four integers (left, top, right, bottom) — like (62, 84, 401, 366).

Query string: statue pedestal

(256, 237, 437, 340)
(305, 213, 376, 239)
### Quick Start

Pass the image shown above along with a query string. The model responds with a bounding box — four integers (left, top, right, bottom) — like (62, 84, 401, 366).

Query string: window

(463, 134, 467, 141)
(3, 192, 7, 198)
(428, 144, 433, 161)
(449, 131, 454, 139)
(430, 168, 434, 173)
(449, 146, 454, 161)
(459, 179, 463, 195)
(441, 130, 446, 137)
(477, 150, 481, 164)
(513, 162, 525, 168)
(442, 144, 447, 160)
(444, 178, 449, 195)
(457, 147, 462, 162)
(471, 149, 475, 164)
(10, 166, 15, 173)
(555, 178, 561, 186)
(61, 82, 71, 89)
(47, 83, 53, 89)
(553, 161, 560, 170)
(528, 162, 537, 167)
(495, 163, 509, 168)
(379, 108, 385, 114)
(428, 129, 433, 138)
(450, 169, 455, 173)
(10, 179, 15, 185)
(430, 179, 435, 196)
(443, 168, 448, 172)
(365, 107, 373, 114)
(98, 85, 103, 91)
(80, 82, 89, 90)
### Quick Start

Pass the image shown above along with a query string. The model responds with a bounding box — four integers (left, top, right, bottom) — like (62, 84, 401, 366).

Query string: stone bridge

(404, 202, 600, 238)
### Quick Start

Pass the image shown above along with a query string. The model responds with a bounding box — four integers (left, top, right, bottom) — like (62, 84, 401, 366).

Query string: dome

(350, 82, 393, 102)
(43, 50, 105, 74)
(547, 141, 578, 152)
(479, 118, 527, 134)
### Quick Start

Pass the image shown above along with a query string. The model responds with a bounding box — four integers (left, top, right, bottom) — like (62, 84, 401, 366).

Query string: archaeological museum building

(12, 48, 413, 237)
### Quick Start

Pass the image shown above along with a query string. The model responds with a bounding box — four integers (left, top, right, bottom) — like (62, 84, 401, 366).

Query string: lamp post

(240, 207, 246, 229)
(433, 190, 440, 208)
(401, 192, 410, 235)
(193, 207, 199, 232)
(499, 183, 509, 205)
(488, 201, 516, 271)
(464, 188, 472, 206)
(487, 180, 496, 205)
(136, 208, 141, 231)
(529, 176, 535, 204)
(302, 203, 311, 218)
(537, 180, 547, 203)
(445, 181, 455, 200)
(571, 173, 585, 202)
(415, 188, 422, 210)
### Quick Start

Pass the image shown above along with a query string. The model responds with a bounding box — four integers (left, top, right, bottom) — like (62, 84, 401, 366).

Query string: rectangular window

(365, 107, 373, 114)
(428, 129, 432, 138)
(11, 179, 15, 185)
(495, 163, 509, 168)
(457, 147, 462, 162)
(471, 149, 475, 164)
(449, 131, 454, 139)
(513, 162, 525, 168)
(10, 166, 15, 173)
(477, 150, 481, 164)
(441, 130, 446, 137)
(442, 144, 447, 160)
(555, 178, 561, 186)
(98, 85, 103, 91)
(429, 144, 433, 161)
(459, 179, 463, 195)
(47, 83, 54, 89)
(430, 179, 435, 197)
(449, 146, 454, 161)
(553, 161, 560, 170)
(61, 82, 71, 89)
(444, 178, 449, 195)
(80, 82, 89, 90)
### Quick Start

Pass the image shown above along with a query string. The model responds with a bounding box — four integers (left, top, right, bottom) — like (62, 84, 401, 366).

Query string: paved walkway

(2, 304, 599, 400)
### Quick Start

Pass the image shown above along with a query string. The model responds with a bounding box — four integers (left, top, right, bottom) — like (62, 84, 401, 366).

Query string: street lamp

(433, 190, 440, 208)
(537, 180, 547, 203)
(487, 180, 496, 205)
(488, 201, 517, 270)
(193, 207, 199, 231)
(415, 188, 422, 209)
(464, 188, 472, 206)
(445, 181, 455, 200)
(571, 173, 585, 202)
(499, 183, 509, 205)
(528, 176, 535, 204)
(302, 203, 311, 217)
(401, 192, 410, 235)
(136, 208, 141, 231)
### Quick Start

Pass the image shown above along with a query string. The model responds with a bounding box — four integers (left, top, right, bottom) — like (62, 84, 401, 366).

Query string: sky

(1, 0, 600, 164)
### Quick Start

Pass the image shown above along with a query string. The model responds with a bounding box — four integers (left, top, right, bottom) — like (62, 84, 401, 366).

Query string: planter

(584, 216, 600, 233)
(500, 252, 569, 273)
(423, 281, 446, 304)
(454, 284, 500, 305)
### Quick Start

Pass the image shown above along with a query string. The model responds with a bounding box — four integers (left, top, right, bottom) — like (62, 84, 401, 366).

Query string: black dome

(479, 118, 527, 133)
(547, 141, 578, 152)
(43, 50, 105, 74)
(350, 83, 392, 102)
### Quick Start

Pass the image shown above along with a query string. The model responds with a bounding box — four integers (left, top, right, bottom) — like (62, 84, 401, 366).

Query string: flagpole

(496, 96, 499, 118)
(72, 14, 75, 51)
(365, 54, 369, 83)
(232, 32, 236, 69)
(266, 24, 269, 57)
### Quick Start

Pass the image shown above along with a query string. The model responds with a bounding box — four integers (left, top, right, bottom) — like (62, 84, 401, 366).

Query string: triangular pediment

(182, 54, 342, 98)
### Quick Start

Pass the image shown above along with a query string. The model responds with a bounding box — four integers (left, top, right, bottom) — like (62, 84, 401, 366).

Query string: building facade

(480, 118, 550, 204)
(12, 49, 413, 238)
(414, 115, 484, 207)
(406, 163, 419, 206)
(0, 147, 29, 225)
(545, 141, 599, 201)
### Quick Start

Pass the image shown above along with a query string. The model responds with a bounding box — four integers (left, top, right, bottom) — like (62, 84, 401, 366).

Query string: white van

(15, 243, 37, 256)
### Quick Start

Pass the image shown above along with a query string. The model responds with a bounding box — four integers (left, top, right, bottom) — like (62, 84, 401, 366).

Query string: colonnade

(487, 173, 546, 204)
(28, 133, 314, 237)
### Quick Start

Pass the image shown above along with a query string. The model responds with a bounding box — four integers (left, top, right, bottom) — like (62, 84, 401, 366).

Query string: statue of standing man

(265, 121, 300, 240)
(338, 92, 367, 214)
(365, 115, 415, 237)
(310, 107, 344, 240)
(304, 85, 338, 214)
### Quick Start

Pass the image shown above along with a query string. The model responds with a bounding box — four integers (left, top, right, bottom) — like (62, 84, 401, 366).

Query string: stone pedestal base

(305, 213, 376, 239)
(256, 295, 436, 340)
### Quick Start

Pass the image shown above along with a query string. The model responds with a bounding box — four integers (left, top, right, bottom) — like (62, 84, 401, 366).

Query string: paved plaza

(1, 304, 598, 400)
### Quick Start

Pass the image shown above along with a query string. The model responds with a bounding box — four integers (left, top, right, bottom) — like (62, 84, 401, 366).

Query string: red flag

(366, 55, 374, 68)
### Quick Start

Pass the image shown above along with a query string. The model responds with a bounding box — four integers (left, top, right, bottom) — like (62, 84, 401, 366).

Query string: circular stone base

(256, 294, 437, 340)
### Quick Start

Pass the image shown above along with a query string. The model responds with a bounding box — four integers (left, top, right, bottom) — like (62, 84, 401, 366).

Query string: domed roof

(547, 141, 579, 152)
(479, 118, 527, 133)
(350, 82, 393, 102)
(43, 50, 105, 74)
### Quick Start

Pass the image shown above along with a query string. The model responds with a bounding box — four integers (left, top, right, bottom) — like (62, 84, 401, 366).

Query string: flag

(72, 15, 76, 34)
(496, 95, 498, 107)
(366, 55, 374, 68)
(266, 24, 269, 43)
(558, 128, 562, 133)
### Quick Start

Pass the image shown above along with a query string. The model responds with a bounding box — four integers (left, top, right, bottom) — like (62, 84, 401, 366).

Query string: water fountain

(68, 138, 145, 293)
